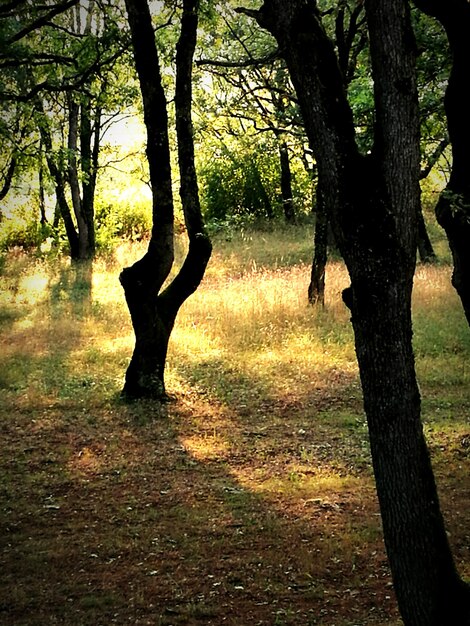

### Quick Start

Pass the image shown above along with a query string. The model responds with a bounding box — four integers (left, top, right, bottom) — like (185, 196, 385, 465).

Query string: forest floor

(0, 227, 469, 625)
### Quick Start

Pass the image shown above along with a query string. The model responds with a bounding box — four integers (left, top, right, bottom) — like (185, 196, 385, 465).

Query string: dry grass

(0, 228, 469, 625)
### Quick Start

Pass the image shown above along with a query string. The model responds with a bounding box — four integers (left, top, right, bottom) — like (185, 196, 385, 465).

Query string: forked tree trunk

(35, 97, 80, 259)
(121, 0, 211, 400)
(68, 98, 90, 259)
(241, 1, 470, 623)
(120, 252, 174, 399)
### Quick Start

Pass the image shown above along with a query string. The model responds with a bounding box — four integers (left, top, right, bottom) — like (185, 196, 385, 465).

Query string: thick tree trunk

(414, 0, 470, 323)
(434, 4, 470, 323)
(121, 0, 176, 399)
(120, 258, 174, 399)
(348, 271, 469, 625)
(242, 1, 470, 623)
(436, 190, 470, 324)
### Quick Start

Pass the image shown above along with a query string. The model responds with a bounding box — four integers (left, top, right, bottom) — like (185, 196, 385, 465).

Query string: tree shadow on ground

(1, 256, 467, 625)
(48, 259, 93, 319)
(0, 378, 403, 626)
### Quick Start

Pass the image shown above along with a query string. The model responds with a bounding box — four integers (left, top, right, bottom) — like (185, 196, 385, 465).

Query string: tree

(120, 0, 211, 400)
(196, 6, 309, 225)
(0, 0, 135, 259)
(0, 101, 35, 217)
(307, 1, 441, 305)
(0, 1, 80, 220)
(239, 1, 470, 624)
(308, 1, 369, 305)
(413, 0, 470, 325)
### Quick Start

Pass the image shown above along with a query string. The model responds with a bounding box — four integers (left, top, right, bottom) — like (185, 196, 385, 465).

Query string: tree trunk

(279, 139, 296, 224)
(348, 267, 469, 625)
(68, 97, 90, 260)
(308, 187, 327, 305)
(121, 0, 211, 400)
(38, 149, 48, 226)
(80, 94, 97, 257)
(414, 0, 470, 323)
(120, 256, 175, 399)
(242, 1, 470, 623)
(36, 106, 80, 258)
(417, 207, 436, 263)
(0, 155, 17, 207)
(121, 0, 176, 399)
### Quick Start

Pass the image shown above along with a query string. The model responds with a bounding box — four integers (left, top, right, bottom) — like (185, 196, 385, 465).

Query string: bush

(200, 142, 281, 222)
(95, 199, 152, 246)
(0, 207, 54, 252)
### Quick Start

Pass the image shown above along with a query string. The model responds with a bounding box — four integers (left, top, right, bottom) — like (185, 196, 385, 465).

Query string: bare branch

(6, 0, 80, 44)
(196, 48, 279, 69)
(420, 136, 450, 179)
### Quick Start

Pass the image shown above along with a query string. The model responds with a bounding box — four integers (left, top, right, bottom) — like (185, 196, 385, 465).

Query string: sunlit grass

(411, 264, 470, 431)
(0, 227, 469, 625)
(1, 228, 469, 411)
(169, 256, 356, 407)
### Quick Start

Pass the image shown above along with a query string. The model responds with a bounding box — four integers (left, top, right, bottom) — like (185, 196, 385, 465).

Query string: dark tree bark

(308, 188, 327, 305)
(38, 149, 47, 225)
(413, 0, 470, 324)
(417, 208, 436, 263)
(308, 1, 367, 304)
(35, 96, 80, 259)
(68, 96, 90, 259)
(80, 93, 99, 256)
(121, 0, 211, 400)
(0, 155, 17, 208)
(240, 1, 470, 624)
(279, 139, 296, 224)
(65, 93, 99, 259)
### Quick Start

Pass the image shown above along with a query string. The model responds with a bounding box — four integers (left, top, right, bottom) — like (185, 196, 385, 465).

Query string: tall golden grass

(0, 228, 468, 405)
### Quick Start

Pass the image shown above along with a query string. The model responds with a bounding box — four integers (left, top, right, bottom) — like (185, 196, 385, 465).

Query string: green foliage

(0, 205, 52, 252)
(95, 199, 152, 247)
(348, 60, 375, 154)
(200, 139, 278, 221)
(199, 134, 312, 225)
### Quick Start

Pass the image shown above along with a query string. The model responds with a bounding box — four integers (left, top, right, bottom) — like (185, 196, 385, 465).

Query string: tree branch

(196, 48, 279, 69)
(420, 136, 450, 180)
(6, 0, 80, 44)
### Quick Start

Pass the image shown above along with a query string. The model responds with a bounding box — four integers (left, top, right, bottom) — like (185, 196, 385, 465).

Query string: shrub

(95, 199, 152, 246)
(0, 207, 54, 252)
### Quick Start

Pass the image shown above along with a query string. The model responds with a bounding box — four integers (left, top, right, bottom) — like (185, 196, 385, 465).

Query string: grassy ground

(0, 225, 469, 625)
